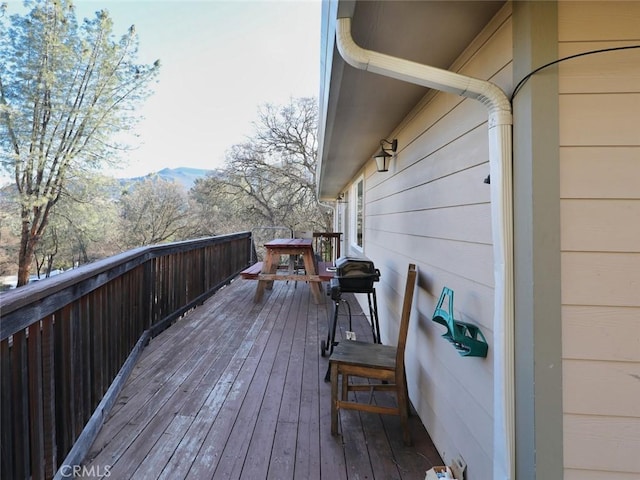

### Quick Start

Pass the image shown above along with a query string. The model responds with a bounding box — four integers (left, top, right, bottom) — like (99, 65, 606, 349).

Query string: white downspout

(335, 17, 514, 480)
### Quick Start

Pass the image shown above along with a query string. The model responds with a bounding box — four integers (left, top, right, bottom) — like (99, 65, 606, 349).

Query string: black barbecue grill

(321, 256, 381, 373)
(334, 256, 380, 291)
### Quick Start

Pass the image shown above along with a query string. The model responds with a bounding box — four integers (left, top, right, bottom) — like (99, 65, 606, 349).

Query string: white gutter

(335, 17, 514, 480)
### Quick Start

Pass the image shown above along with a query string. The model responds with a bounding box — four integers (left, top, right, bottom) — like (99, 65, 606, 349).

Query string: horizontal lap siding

(561, 199, 640, 251)
(560, 147, 640, 199)
(559, 1, 640, 477)
(564, 416, 640, 474)
(361, 8, 513, 479)
(563, 360, 640, 418)
(563, 306, 640, 362)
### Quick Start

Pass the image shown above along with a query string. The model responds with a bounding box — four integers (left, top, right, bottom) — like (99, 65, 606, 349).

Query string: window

(351, 176, 364, 250)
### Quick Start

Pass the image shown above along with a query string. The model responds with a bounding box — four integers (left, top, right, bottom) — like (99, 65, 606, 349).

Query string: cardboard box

(425, 466, 457, 480)
(425, 457, 466, 480)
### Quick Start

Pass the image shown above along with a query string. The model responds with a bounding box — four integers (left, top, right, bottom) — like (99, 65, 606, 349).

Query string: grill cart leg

(368, 289, 381, 344)
(321, 296, 341, 357)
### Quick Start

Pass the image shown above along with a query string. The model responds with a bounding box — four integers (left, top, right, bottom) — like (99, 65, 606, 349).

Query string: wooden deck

(83, 277, 442, 479)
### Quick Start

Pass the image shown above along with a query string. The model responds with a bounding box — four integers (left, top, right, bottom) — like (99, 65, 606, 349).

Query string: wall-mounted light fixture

(373, 138, 398, 172)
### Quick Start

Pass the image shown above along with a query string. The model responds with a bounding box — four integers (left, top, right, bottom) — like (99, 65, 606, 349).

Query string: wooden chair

(329, 263, 418, 445)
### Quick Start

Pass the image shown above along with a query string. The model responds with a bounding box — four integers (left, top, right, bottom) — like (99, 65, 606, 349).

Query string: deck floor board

(83, 278, 441, 479)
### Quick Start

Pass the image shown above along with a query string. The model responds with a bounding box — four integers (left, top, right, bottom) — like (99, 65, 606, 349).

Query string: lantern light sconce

(373, 138, 398, 172)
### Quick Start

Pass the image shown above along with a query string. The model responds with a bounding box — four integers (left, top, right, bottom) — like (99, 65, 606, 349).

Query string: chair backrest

(395, 264, 418, 366)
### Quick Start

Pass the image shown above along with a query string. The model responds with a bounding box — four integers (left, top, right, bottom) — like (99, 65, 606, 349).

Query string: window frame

(350, 175, 364, 253)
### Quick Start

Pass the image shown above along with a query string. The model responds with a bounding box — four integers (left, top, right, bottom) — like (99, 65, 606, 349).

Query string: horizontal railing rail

(0, 232, 253, 480)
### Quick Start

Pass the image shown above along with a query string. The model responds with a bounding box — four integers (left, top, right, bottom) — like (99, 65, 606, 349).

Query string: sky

(5, 0, 321, 178)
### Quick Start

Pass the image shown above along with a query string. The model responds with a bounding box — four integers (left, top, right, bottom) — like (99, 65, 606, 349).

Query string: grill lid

(335, 256, 380, 280)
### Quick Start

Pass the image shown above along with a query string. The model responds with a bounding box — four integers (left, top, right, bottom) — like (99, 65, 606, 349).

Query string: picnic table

(240, 238, 334, 304)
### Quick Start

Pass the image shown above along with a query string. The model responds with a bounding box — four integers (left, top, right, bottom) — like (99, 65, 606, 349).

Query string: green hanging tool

(432, 287, 488, 358)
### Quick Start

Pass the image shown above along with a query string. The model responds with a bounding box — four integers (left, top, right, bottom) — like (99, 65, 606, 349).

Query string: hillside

(1, 166, 216, 191)
(127, 167, 216, 189)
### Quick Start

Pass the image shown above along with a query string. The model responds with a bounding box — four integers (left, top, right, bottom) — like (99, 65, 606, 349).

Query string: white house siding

(559, 2, 640, 478)
(343, 7, 513, 479)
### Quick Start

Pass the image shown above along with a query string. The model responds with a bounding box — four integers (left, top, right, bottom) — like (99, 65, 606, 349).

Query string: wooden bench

(317, 261, 336, 281)
(240, 262, 264, 280)
(240, 261, 334, 282)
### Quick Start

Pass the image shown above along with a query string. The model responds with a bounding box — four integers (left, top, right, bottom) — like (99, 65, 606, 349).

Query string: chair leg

(330, 363, 339, 436)
(403, 375, 411, 417)
(397, 375, 411, 446)
(341, 373, 349, 401)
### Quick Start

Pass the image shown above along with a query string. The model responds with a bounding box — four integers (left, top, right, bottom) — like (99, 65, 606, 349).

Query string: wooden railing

(312, 232, 342, 263)
(0, 232, 253, 480)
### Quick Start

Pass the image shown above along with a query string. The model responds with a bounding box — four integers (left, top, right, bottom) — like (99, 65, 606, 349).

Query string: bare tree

(118, 177, 191, 249)
(192, 97, 332, 234)
(0, 0, 159, 285)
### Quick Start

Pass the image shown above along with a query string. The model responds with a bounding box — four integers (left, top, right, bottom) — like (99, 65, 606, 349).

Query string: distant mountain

(0, 167, 218, 198)
(128, 167, 216, 189)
